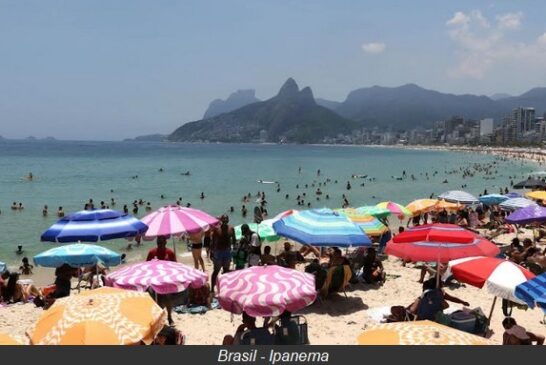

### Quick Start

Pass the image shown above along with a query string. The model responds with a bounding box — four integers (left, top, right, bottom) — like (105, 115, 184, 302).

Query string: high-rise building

(512, 107, 536, 137)
(479, 118, 494, 136)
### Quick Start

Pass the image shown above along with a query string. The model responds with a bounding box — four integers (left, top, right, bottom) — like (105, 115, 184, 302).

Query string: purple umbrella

(506, 205, 546, 225)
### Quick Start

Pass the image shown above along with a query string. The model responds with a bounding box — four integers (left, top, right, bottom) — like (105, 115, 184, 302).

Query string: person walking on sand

(146, 236, 176, 326)
(189, 232, 206, 272)
(211, 215, 236, 293)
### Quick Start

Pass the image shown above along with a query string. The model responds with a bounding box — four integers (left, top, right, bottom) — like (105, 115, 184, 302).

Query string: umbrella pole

(172, 236, 177, 258)
(487, 296, 497, 329)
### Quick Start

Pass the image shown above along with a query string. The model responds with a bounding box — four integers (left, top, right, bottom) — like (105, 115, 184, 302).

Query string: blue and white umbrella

(33, 243, 121, 268)
(0, 261, 6, 273)
(479, 194, 509, 206)
(272, 208, 371, 247)
(515, 273, 546, 314)
(438, 190, 479, 204)
(499, 197, 537, 211)
(41, 209, 148, 243)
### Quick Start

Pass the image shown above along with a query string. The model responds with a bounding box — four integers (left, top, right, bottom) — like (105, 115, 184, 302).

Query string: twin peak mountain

(168, 78, 357, 144)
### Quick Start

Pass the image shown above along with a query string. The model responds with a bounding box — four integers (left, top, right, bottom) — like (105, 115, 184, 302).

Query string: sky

(1, 0, 546, 140)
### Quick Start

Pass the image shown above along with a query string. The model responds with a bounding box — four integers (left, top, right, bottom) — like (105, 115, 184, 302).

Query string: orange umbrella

(0, 332, 25, 345)
(406, 199, 438, 216)
(356, 320, 493, 345)
(435, 199, 464, 211)
(27, 287, 166, 345)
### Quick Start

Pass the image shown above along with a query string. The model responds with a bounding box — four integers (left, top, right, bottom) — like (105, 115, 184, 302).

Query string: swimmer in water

(57, 206, 65, 217)
(200, 192, 205, 199)
(16, 245, 23, 254)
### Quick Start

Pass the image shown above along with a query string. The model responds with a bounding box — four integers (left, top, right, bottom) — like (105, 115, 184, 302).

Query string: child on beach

(19, 257, 33, 275)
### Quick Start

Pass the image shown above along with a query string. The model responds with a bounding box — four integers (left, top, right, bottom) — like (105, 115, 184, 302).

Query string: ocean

(0, 140, 536, 266)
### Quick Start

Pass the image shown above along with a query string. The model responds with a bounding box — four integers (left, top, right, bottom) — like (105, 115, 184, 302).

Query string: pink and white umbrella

(444, 256, 535, 303)
(141, 205, 219, 238)
(217, 265, 317, 317)
(106, 260, 208, 295)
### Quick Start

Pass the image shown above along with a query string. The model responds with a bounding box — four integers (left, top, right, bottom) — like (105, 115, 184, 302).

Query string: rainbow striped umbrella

(336, 208, 388, 236)
(235, 221, 279, 242)
(355, 206, 391, 219)
(376, 202, 411, 217)
(272, 208, 371, 247)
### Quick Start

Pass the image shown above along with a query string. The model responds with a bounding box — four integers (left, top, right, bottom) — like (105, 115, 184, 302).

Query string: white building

(480, 118, 494, 136)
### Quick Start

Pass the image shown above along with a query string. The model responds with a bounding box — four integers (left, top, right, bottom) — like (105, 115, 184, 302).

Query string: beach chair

(274, 315, 310, 345)
(239, 327, 275, 345)
(320, 265, 352, 299)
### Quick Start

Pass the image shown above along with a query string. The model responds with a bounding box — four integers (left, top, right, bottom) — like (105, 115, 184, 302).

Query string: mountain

(315, 98, 342, 111)
(490, 93, 512, 101)
(497, 88, 546, 112)
(203, 89, 260, 119)
(335, 84, 506, 130)
(124, 134, 167, 142)
(169, 78, 359, 143)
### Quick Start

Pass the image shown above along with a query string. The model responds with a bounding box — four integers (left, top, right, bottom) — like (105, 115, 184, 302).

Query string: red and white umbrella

(444, 256, 535, 304)
(106, 259, 208, 295)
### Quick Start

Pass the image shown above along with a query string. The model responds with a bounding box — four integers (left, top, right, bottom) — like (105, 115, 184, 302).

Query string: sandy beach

(2, 228, 544, 345)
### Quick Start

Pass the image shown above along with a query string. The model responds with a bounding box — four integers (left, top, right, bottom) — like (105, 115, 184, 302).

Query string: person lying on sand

(502, 317, 544, 345)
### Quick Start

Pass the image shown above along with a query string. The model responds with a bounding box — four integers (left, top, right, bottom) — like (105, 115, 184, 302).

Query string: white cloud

(496, 12, 523, 30)
(446, 10, 546, 79)
(361, 42, 385, 54)
(538, 32, 546, 46)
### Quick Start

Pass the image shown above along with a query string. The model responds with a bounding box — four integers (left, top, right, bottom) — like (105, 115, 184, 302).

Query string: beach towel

(174, 298, 220, 314)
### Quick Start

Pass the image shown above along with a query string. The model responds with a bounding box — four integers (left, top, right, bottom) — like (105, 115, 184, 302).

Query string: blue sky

(1, 0, 545, 140)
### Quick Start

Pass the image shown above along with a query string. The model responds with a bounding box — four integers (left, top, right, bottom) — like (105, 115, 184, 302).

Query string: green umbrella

(355, 206, 391, 219)
(235, 221, 279, 242)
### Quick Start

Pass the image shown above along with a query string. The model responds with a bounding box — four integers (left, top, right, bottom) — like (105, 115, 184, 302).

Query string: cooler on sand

(449, 311, 476, 333)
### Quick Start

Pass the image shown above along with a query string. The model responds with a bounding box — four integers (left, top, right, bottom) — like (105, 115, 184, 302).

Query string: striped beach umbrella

(376, 202, 411, 217)
(515, 273, 546, 313)
(505, 192, 521, 199)
(445, 256, 535, 303)
(479, 194, 509, 206)
(41, 209, 148, 243)
(217, 265, 317, 317)
(406, 199, 438, 216)
(141, 205, 219, 238)
(526, 191, 546, 201)
(438, 190, 478, 204)
(106, 259, 208, 294)
(506, 205, 546, 225)
(336, 208, 388, 236)
(272, 208, 371, 247)
(499, 197, 537, 211)
(33, 243, 121, 268)
(235, 221, 279, 242)
(355, 206, 390, 219)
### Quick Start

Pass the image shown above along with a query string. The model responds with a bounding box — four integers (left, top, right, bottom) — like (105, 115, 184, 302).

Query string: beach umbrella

(438, 190, 478, 204)
(41, 209, 148, 243)
(27, 287, 166, 345)
(526, 191, 546, 201)
(406, 199, 438, 216)
(505, 205, 546, 225)
(505, 192, 521, 199)
(272, 208, 371, 247)
(515, 273, 546, 313)
(444, 257, 534, 304)
(479, 194, 509, 206)
(270, 209, 297, 221)
(33, 243, 121, 268)
(499, 197, 537, 211)
(106, 259, 208, 294)
(385, 223, 500, 283)
(140, 205, 220, 255)
(336, 208, 388, 236)
(513, 178, 546, 189)
(356, 320, 493, 345)
(434, 199, 464, 211)
(0, 261, 5, 273)
(0, 332, 26, 345)
(355, 206, 391, 219)
(235, 221, 279, 242)
(217, 265, 316, 317)
(376, 201, 411, 217)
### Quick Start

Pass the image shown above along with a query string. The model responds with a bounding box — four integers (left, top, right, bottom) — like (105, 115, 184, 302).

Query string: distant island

(124, 134, 168, 142)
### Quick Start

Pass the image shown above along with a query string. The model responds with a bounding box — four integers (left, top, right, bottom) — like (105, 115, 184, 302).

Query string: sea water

(0, 140, 536, 266)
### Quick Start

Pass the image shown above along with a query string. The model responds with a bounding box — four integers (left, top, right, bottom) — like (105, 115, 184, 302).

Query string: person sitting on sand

(188, 283, 212, 309)
(502, 317, 544, 345)
(409, 277, 469, 322)
(19, 257, 34, 275)
(153, 325, 185, 345)
(260, 245, 276, 266)
(231, 312, 273, 345)
(0, 273, 41, 304)
(507, 238, 535, 264)
(277, 242, 303, 269)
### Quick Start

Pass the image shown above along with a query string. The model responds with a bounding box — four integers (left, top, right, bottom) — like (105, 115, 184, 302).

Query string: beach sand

(2, 230, 545, 345)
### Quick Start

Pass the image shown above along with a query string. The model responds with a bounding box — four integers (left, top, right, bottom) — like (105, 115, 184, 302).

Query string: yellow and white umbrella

(356, 320, 493, 345)
(27, 287, 166, 345)
(406, 199, 438, 216)
(526, 191, 546, 201)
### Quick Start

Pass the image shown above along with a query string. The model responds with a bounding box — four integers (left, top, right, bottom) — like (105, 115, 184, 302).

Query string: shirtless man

(211, 215, 236, 292)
